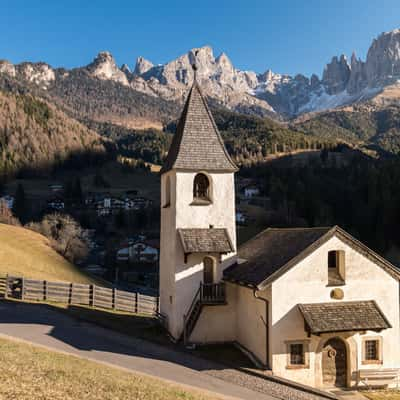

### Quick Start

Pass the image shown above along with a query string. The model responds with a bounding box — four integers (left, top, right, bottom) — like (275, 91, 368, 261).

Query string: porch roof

(298, 301, 391, 335)
(178, 228, 234, 254)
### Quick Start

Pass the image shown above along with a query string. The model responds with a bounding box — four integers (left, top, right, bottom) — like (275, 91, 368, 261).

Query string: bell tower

(159, 59, 238, 339)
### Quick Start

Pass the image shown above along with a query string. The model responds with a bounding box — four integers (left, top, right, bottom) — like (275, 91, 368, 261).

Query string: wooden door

(322, 338, 347, 387)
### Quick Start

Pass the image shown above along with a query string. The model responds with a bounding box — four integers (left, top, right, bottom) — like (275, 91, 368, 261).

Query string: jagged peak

(134, 56, 154, 75)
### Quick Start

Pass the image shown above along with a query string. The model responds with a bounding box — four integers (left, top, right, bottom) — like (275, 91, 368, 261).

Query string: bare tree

(27, 213, 88, 263)
(0, 200, 20, 226)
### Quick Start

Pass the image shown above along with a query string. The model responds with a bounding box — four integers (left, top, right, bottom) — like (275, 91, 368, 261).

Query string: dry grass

(362, 390, 400, 399)
(0, 223, 95, 284)
(0, 337, 221, 400)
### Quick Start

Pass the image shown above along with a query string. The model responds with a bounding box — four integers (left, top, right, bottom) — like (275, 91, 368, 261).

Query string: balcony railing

(200, 282, 226, 304)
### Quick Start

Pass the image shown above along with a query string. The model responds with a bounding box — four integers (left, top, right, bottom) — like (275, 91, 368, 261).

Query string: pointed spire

(160, 80, 238, 174)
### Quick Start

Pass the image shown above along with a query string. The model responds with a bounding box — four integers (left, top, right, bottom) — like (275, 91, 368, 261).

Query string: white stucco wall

(159, 170, 237, 339)
(269, 235, 400, 388)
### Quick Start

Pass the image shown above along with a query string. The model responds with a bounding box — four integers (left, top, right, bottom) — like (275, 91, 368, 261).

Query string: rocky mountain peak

(0, 60, 16, 77)
(133, 56, 154, 76)
(322, 54, 351, 95)
(365, 29, 400, 85)
(87, 51, 129, 86)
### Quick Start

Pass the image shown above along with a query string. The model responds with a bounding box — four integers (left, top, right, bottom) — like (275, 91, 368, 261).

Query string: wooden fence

(3, 275, 159, 317)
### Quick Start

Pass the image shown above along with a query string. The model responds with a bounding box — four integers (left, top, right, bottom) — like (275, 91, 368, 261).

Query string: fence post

(21, 277, 25, 301)
(135, 292, 138, 314)
(89, 284, 94, 307)
(112, 288, 116, 310)
(156, 296, 160, 315)
(68, 283, 73, 305)
(43, 280, 47, 301)
(4, 274, 8, 299)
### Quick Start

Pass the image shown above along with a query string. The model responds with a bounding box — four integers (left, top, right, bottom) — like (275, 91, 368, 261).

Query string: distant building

(243, 185, 260, 198)
(47, 198, 65, 210)
(0, 195, 14, 209)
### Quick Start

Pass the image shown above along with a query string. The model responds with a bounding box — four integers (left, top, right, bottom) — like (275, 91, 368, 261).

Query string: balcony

(200, 282, 226, 304)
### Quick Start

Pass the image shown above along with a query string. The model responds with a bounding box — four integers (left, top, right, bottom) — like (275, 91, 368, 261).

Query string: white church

(159, 75, 400, 389)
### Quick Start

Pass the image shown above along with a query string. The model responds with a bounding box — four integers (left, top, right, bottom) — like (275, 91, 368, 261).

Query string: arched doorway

(322, 338, 347, 387)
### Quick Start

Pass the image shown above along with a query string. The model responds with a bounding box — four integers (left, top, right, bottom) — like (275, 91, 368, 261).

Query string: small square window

(362, 337, 382, 365)
(365, 340, 378, 361)
(290, 343, 304, 365)
(286, 340, 309, 369)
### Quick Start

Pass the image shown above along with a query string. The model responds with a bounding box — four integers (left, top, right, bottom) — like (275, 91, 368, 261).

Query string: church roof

(298, 301, 391, 334)
(178, 228, 234, 254)
(160, 82, 238, 174)
(223, 226, 400, 289)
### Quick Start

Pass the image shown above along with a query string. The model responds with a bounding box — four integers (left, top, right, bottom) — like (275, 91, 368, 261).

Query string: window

(286, 340, 309, 369)
(328, 250, 345, 285)
(362, 337, 382, 364)
(290, 344, 304, 365)
(365, 340, 378, 361)
(192, 173, 211, 203)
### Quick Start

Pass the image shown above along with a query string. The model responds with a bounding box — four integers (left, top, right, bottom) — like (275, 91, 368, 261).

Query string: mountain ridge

(1, 28, 400, 120)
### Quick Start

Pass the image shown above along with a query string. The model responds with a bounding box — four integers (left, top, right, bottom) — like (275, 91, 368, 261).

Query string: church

(159, 74, 400, 390)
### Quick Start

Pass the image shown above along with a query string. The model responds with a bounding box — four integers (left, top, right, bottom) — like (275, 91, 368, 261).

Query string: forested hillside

(0, 89, 108, 179)
(293, 105, 400, 154)
(242, 152, 400, 260)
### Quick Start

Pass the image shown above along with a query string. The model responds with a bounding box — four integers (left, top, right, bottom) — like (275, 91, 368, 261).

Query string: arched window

(164, 176, 171, 207)
(193, 173, 210, 202)
(203, 256, 215, 284)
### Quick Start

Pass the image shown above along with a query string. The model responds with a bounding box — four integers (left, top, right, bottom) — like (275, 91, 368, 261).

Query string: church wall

(159, 171, 178, 335)
(269, 235, 400, 388)
(189, 282, 237, 343)
(235, 285, 270, 366)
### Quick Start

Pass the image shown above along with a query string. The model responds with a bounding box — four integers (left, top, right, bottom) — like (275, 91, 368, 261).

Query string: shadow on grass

(0, 299, 256, 373)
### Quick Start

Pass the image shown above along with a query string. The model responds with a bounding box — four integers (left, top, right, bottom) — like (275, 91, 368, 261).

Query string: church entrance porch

(322, 338, 348, 387)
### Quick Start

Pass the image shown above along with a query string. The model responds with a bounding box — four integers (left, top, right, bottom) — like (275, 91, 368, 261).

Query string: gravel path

(0, 301, 331, 400)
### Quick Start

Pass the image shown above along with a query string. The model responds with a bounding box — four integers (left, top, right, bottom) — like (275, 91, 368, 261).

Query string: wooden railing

(3, 275, 159, 317)
(200, 282, 226, 303)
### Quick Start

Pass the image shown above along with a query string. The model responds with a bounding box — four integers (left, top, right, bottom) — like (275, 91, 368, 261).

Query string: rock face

(133, 57, 154, 76)
(1, 29, 400, 118)
(86, 51, 129, 86)
(365, 29, 400, 85)
(322, 55, 351, 95)
(0, 60, 16, 77)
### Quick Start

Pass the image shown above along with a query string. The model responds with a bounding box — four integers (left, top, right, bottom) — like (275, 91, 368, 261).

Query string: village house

(85, 192, 152, 216)
(243, 184, 260, 199)
(159, 75, 400, 390)
(0, 195, 14, 209)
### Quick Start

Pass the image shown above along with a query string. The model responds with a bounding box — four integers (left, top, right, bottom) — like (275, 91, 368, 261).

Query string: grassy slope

(0, 223, 95, 283)
(0, 337, 220, 400)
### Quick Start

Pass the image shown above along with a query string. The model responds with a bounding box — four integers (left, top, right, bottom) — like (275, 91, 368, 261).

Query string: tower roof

(160, 82, 238, 174)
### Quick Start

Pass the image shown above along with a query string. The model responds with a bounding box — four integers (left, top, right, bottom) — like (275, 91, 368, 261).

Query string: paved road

(0, 301, 277, 400)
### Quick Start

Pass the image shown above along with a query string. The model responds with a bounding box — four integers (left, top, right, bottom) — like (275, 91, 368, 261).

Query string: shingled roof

(178, 228, 234, 254)
(160, 82, 238, 173)
(298, 301, 391, 334)
(223, 226, 400, 289)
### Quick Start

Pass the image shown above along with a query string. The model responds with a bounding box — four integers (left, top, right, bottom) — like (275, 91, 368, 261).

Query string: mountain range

(0, 28, 400, 177)
(1, 28, 400, 122)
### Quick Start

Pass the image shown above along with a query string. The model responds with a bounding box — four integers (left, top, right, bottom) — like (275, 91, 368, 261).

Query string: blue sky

(1, 0, 399, 77)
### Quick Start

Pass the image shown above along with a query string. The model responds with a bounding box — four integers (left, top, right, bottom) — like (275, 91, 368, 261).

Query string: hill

(0, 76, 109, 179)
(0, 223, 95, 283)
(292, 103, 400, 154)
